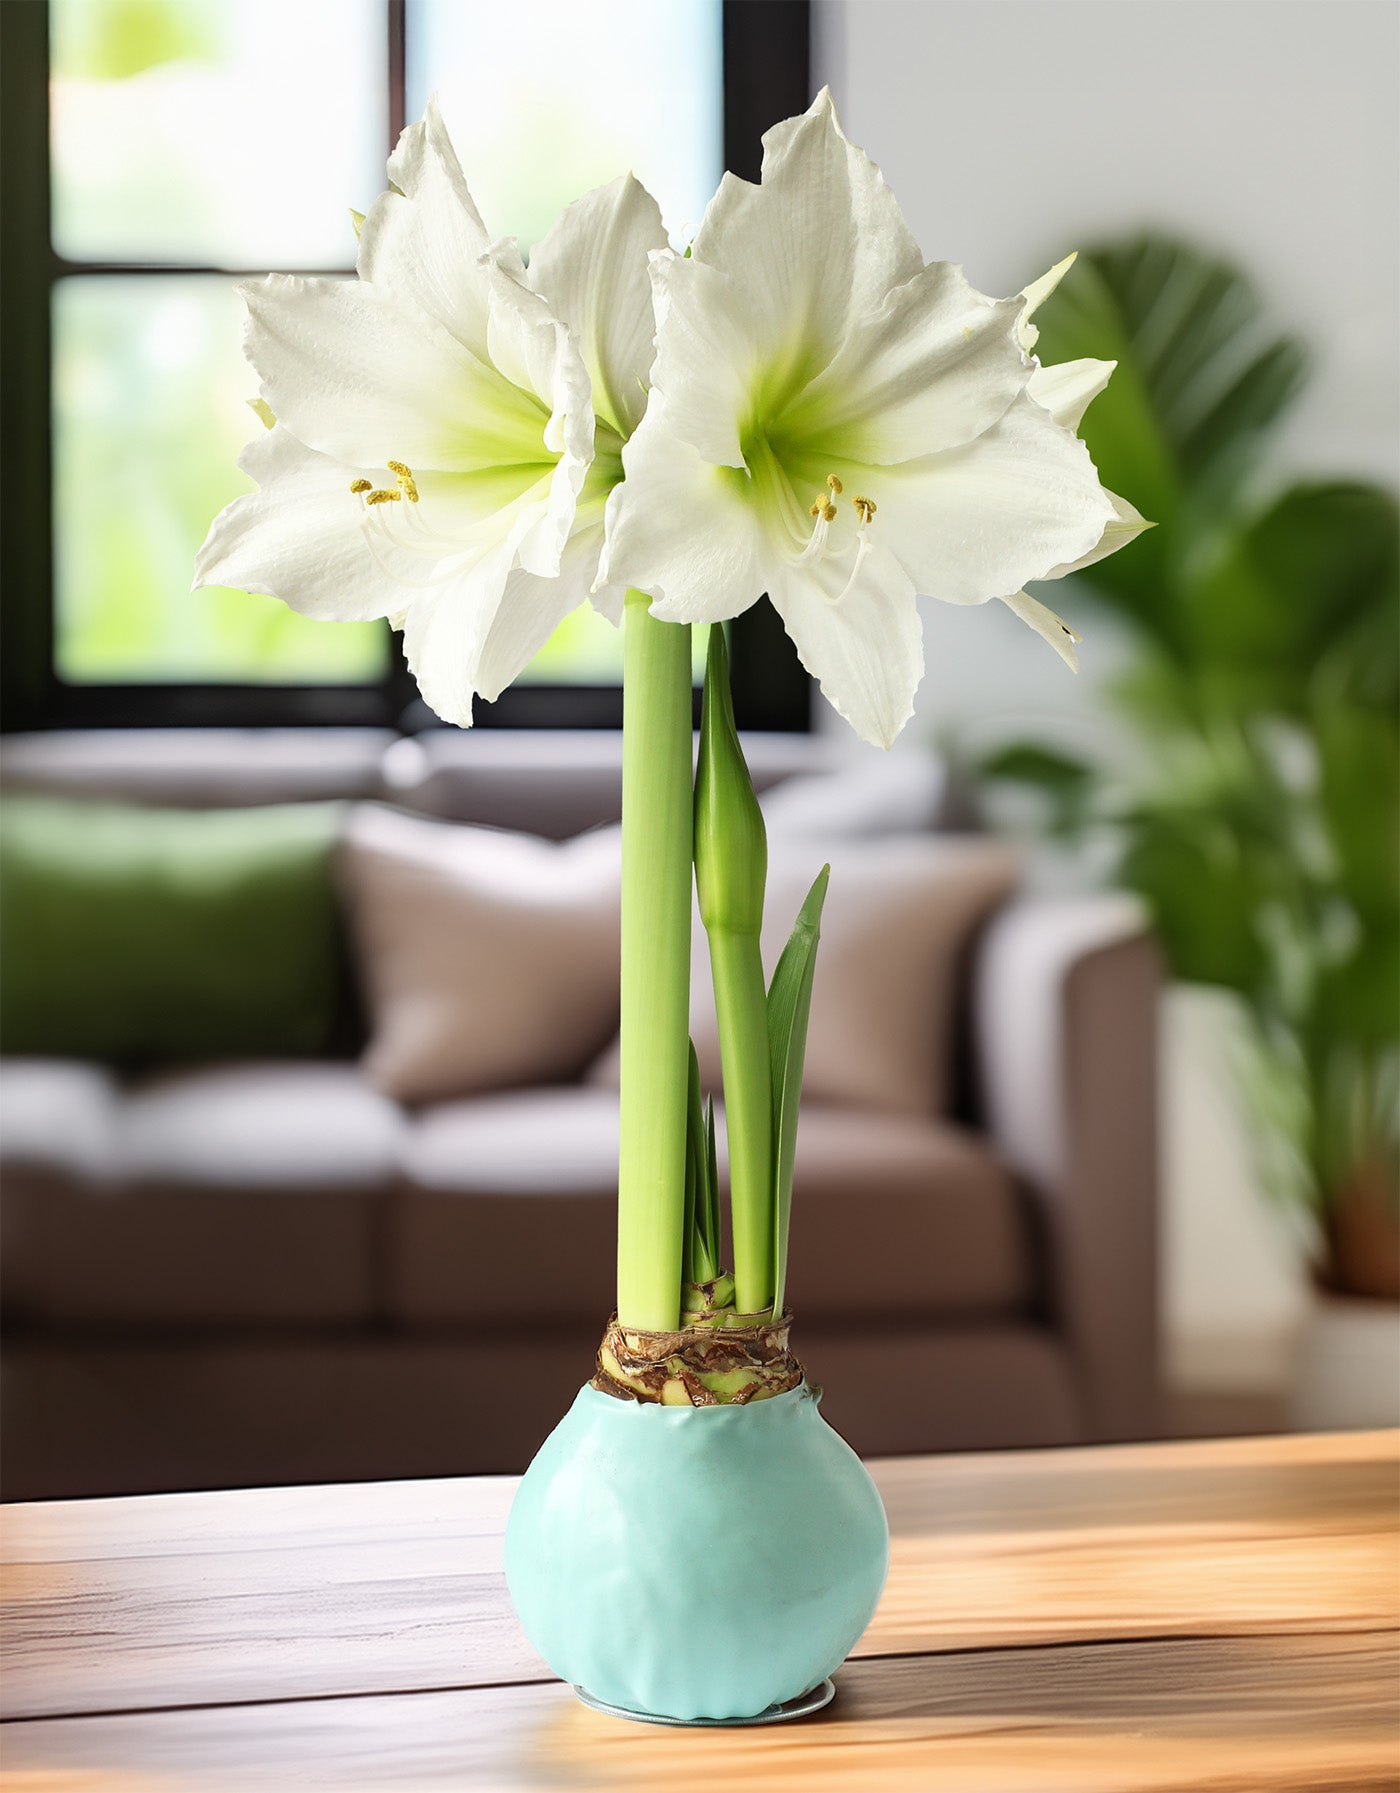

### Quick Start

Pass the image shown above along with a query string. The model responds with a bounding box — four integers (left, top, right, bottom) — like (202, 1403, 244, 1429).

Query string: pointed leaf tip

(766, 863, 832, 1318)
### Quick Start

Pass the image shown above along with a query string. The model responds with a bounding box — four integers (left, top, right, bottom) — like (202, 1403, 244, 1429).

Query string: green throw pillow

(0, 798, 346, 1062)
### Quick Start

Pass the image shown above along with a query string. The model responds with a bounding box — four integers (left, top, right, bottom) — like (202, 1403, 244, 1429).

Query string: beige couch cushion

(591, 836, 1019, 1118)
(390, 1088, 1031, 1327)
(338, 805, 622, 1104)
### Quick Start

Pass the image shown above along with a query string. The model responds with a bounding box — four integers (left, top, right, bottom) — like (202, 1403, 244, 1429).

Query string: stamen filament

(830, 533, 873, 605)
(357, 515, 476, 589)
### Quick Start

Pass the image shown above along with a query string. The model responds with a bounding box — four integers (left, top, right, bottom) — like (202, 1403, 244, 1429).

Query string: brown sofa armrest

(973, 897, 1162, 1441)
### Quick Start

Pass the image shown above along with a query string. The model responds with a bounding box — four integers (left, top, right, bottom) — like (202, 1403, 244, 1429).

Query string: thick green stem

(616, 590, 693, 1329)
(711, 928, 775, 1313)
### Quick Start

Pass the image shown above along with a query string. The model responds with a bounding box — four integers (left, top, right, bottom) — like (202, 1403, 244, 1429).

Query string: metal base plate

(572, 1676, 836, 1727)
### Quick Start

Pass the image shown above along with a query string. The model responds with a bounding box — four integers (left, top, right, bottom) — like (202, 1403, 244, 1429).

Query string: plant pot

(504, 1380, 889, 1723)
(1321, 1164, 1400, 1301)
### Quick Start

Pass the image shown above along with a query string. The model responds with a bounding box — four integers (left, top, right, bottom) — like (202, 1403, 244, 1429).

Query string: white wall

(814, 0, 1399, 1395)
(815, 0, 1398, 483)
(813, 0, 1400, 754)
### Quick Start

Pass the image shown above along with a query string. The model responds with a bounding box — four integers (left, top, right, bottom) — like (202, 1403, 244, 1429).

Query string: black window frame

(0, 0, 811, 734)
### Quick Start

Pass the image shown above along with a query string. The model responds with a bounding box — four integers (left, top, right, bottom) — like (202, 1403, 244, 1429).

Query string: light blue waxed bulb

(504, 1382, 889, 1722)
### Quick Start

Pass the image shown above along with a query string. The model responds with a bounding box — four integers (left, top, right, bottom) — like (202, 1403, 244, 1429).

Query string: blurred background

(0, 0, 1395, 1499)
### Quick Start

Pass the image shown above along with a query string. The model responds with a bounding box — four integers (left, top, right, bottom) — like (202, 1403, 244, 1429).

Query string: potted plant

(197, 91, 1146, 1723)
(977, 236, 1398, 1380)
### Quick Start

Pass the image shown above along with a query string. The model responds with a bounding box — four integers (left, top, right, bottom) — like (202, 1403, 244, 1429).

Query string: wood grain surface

(2, 1430, 1396, 1791)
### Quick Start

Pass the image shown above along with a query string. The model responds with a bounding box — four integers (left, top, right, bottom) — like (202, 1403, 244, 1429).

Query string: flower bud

(694, 625, 767, 937)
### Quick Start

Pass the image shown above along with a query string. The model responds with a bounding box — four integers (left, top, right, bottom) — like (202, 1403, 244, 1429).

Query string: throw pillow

(588, 835, 1020, 1118)
(337, 804, 622, 1104)
(0, 798, 345, 1062)
(758, 751, 947, 837)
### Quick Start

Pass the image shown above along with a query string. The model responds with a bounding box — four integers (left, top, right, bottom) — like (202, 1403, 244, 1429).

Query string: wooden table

(1, 1430, 1396, 1791)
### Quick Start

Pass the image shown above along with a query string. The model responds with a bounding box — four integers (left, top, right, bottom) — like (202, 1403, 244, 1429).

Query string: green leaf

(1120, 822, 1269, 994)
(704, 1094, 719, 1273)
(1315, 706, 1400, 926)
(977, 743, 1096, 837)
(1033, 234, 1308, 643)
(1178, 339, 1308, 483)
(980, 743, 1095, 793)
(682, 1042, 700, 1287)
(683, 1040, 719, 1286)
(1184, 483, 1400, 717)
(766, 864, 830, 1319)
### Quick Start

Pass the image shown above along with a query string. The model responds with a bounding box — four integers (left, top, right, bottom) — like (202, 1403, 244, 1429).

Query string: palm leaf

(1034, 233, 1308, 645)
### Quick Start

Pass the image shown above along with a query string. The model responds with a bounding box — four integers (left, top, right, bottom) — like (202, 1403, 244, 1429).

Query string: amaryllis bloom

(601, 91, 1148, 746)
(195, 99, 667, 725)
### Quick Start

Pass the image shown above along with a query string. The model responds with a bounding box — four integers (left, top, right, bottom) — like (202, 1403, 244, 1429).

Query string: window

(1, 0, 812, 731)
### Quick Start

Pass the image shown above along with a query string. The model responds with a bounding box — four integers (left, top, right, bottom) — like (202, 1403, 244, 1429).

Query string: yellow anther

(827, 474, 843, 495)
(822, 502, 837, 521)
(365, 488, 402, 505)
(809, 500, 823, 518)
(369, 459, 421, 503)
(349, 478, 373, 494)
(853, 495, 876, 524)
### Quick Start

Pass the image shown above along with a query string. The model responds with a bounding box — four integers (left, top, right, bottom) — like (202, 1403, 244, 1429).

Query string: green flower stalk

(695, 626, 775, 1314)
(616, 590, 694, 1330)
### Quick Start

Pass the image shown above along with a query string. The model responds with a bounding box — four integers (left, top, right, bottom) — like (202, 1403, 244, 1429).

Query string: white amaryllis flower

(601, 91, 1149, 747)
(195, 98, 667, 725)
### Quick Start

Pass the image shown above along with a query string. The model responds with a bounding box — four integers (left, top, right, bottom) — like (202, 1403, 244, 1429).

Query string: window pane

(50, 0, 386, 267)
(407, 0, 723, 254)
(54, 276, 388, 686)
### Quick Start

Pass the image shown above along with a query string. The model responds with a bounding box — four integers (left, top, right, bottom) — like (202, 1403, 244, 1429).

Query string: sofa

(0, 728, 1161, 1499)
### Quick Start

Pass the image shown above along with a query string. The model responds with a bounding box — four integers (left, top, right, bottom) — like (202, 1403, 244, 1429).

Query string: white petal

(768, 539, 922, 749)
(481, 255, 593, 578)
(193, 427, 398, 621)
(399, 450, 598, 727)
(588, 579, 626, 627)
(474, 528, 604, 702)
(360, 96, 492, 352)
(811, 393, 1117, 606)
(401, 563, 503, 728)
(1027, 356, 1115, 432)
(600, 404, 769, 623)
(777, 260, 1026, 464)
(582, 518, 626, 624)
(643, 251, 752, 468)
(243, 274, 551, 474)
(689, 88, 923, 379)
(527, 175, 669, 441)
(355, 469, 558, 595)
(1018, 251, 1076, 352)
(387, 95, 487, 235)
(1000, 590, 1081, 670)
(1044, 489, 1154, 579)
(399, 529, 523, 728)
